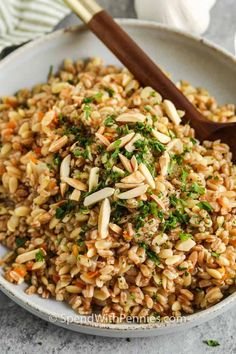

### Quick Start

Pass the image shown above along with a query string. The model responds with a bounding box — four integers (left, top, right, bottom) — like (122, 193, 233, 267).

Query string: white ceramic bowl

(0, 19, 236, 337)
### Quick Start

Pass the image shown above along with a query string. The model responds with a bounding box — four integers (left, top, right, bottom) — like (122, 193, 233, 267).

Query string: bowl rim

(0, 18, 236, 334)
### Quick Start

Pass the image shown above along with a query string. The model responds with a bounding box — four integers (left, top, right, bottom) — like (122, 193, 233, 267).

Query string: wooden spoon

(64, 0, 236, 160)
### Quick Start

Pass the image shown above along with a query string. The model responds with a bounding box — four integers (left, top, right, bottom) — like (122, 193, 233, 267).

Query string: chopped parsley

(189, 182, 205, 196)
(177, 265, 188, 271)
(197, 201, 213, 212)
(104, 87, 115, 97)
(190, 137, 197, 145)
(203, 340, 220, 347)
(139, 242, 160, 265)
(179, 233, 192, 241)
(83, 104, 92, 119)
(211, 251, 220, 258)
(53, 153, 62, 166)
(35, 250, 44, 262)
(15, 237, 27, 248)
(180, 169, 189, 191)
(55, 201, 75, 219)
(104, 115, 116, 126)
(58, 113, 66, 123)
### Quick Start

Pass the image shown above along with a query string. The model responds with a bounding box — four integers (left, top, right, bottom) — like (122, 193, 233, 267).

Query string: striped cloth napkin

(0, 0, 70, 52)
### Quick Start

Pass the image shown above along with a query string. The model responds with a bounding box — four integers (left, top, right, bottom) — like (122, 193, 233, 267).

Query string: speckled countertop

(1, 1, 236, 353)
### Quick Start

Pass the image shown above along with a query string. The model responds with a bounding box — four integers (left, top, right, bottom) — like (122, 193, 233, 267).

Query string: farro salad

(0, 57, 236, 322)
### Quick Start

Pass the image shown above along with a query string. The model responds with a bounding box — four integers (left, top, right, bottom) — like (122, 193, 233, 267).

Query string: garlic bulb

(135, 0, 217, 35)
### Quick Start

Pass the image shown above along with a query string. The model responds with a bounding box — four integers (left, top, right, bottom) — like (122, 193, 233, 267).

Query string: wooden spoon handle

(64, 0, 218, 139)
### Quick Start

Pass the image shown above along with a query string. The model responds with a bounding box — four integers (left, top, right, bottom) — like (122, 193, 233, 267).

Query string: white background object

(135, 0, 217, 35)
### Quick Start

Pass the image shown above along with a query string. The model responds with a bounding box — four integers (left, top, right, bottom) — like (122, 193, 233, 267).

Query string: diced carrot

(72, 244, 79, 257)
(7, 121, 17, 129)
(87, 271, 99, 279)
(29, 155, 38, 163)
(41, 243, 47, 250)
(74, 279, 86, 288)
(48, 180, 57, 190)
(26, 261, 34, 270)
(53, 274, 60, 283)
(34, 147, 41, 155)
(14, 266, 27, 277)
(5, 97, 18, 108)
(0, 166, 5, 175)
(38, 111, 44, 121)
(229, 238, 236, 247)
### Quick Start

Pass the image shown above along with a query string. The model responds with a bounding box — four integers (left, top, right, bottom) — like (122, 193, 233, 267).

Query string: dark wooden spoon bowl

(65, 0, 236, 161)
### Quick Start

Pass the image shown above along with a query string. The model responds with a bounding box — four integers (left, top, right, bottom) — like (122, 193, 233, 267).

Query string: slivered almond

(116, 112, 146, 123)
(121, 171, 145, 184)
(98, 198, 111, 239)
(131, 155, 138, 171)
(49, 136, 68, 152)
(151, 129, 171, 144)
(138, 163, 155, 189)
(70, 189, 81, 201)
(89, 167, 99, 192)
(95, 132, 110, 146)
(150, 194, 166, 210)
(84, 187, 115, 207)
(163, 100, 181, 125)
(119, 153, 132, 173)
(115, 182, 144, 189)
(62, 177, 87, 191)
(60, 182, 67, 197)
(109, 223, 123, 234)
(60, 154, 71, 180)
(117, 184, 148, 199)
(112, 166, 125, 175)
(125, 133, 143, 153)
(15, 248, 45, 264)
(159, 151, 170, 176)
(107, 132, 135, 151)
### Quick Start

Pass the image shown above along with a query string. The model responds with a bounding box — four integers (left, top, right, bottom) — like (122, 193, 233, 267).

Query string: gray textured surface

(1, 0, 236, 353)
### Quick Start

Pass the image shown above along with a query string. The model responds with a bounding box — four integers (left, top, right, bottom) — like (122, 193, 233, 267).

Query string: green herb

(35, 250, 44, 262)
(58, 113, 66, 123)
(53, 154, 62, 166)
(15, 237, 27, 248)
(163, 214, 178, 231)
(55, 201, 75, 219)
(190, 137, 197, 145)
(169, 195, 186, 207)
(180, 169, 189, 191)
(179, 233, 192, 241)
(79, 224, 89, 238)
(104, 115, 116, 126)
(203, 340, 220, 347)
(197, 201, 213, 212)
(195, 287, 203, 293)
(130, 293, 136, 300)
(173, 210, 189, 225)
(73, 148, 89, 159)
(139, 242, 160, 265)
(211, 251, 220, 258)
(83, 97, 94, 103)
(83, 104, 92, 119)
(104, 87, 115, 97)
(134, 122, 152, 137)
(144, 105, 151, 112)
(177, 265, 188, 271)
(149, 139, 165, 153)
(189, 182, 205, 196)
(76, 239, 85, 247)
(150, 90, 156, 97)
